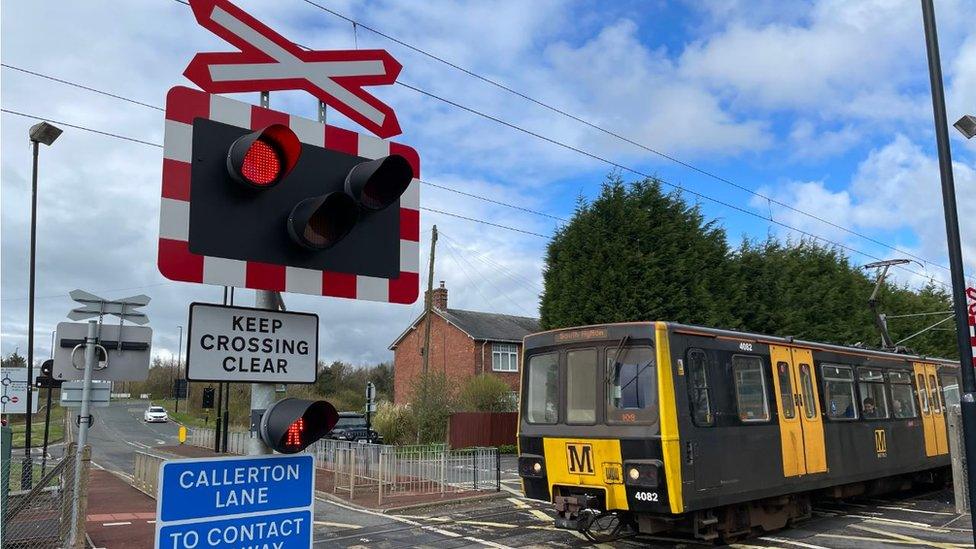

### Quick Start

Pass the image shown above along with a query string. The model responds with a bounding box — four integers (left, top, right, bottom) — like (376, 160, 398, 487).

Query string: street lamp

(23, 121, 62, 490)
(954, 115, 976, 139)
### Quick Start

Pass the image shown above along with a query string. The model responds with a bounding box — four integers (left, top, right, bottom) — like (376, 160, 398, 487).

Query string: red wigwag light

(285, 417, 304, 448)
(241, 140, 281, 186)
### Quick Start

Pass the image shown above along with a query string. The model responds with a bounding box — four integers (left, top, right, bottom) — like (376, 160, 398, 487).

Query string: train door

(792, 349, 826, 473)
(912, 362, 940, 457)
(770, 346, 827, 476)
(924, 363, 949, 455)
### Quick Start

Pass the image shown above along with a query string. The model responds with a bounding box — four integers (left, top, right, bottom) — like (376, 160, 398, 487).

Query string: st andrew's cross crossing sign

(160, 0, 420, 302)
(155, 453, 314, 549)
(183, 0, 402, 139)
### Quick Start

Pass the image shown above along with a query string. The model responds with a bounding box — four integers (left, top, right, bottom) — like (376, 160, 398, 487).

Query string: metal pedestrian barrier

(188, 428, 500, 505)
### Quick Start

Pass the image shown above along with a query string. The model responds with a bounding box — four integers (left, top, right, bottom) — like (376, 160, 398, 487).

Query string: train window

(798, 364, 818, 419)
(732, 355, 770, 423)
(606, 346, 656, 424)
(917, 373, 930, 414)
(941, 373, 960, 408)
(857, 368, 889, 420)
(776, 362, 796, 420)
(566, 349, 597, 424)
(687, 349, 713, 426)
(525, 353, 559, 424)
(821, 364, 857, 420)
(889, 370, 918, 419)
(928, 375, 943, 415)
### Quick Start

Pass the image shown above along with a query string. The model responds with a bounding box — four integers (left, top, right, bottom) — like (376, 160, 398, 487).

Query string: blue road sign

(155, 454, 314, 549)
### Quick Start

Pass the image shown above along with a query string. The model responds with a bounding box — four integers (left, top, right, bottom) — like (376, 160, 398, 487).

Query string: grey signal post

(68, 320, 98, 547)
(920, 0, 976, 530)
(249, 90, 276, 457)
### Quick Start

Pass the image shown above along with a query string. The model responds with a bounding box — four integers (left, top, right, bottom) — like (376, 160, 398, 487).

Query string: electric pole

(920, 0, 976, 528)
(421, 225, 438, 375)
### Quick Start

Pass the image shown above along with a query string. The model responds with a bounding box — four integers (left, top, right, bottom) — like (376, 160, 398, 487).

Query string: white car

(144, 406, 169, 423)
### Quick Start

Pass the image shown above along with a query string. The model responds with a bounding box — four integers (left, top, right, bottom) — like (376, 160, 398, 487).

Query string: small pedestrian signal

(875, 429, 887, 457)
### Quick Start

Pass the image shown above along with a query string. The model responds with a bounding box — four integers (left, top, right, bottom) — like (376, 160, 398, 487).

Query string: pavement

(70, 401, 974, 547)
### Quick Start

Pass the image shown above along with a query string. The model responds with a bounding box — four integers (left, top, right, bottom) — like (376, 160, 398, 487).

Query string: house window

(492, 343, 518, 372)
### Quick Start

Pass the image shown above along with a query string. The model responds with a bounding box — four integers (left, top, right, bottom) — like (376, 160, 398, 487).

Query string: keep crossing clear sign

(186, 303, 318, 383)
(155, 454, 314, 549)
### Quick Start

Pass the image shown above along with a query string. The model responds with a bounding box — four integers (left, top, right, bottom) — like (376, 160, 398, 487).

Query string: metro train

(516, 321, 958, 541)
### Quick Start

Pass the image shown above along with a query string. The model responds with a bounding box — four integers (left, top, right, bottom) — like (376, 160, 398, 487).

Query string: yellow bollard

(178, 425, 187, 445)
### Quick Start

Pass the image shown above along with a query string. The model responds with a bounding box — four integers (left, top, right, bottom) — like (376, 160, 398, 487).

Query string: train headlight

(518, 454, 546, 479)
(624, 460, 661, 489)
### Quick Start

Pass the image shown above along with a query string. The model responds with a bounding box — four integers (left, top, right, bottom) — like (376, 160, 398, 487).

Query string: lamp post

(920, 0, 976, 529)
(23, 121, 62, 490)
(176, 325, 183, 413)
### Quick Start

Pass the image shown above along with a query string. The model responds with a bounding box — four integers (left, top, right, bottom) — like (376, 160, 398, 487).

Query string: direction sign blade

(117, 294, 151, 307)
(67, 308, 99, 321)
(69, 289, 106, 304)
(114, 312, 150, 325)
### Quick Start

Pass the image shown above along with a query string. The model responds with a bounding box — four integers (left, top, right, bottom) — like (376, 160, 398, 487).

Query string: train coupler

(553, 494, 599, 530)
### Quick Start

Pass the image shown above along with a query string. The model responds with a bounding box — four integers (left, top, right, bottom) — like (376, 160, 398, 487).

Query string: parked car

(343, 426, 383, 443)
(143, 405, 169, 423)
(328, 412, 382, 442)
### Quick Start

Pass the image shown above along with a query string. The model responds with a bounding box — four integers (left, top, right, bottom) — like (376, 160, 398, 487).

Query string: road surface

(69, 401, 972, 547)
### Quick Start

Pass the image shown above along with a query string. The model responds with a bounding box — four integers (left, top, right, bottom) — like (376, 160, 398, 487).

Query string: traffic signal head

(226, 124, 302, 189)
(259, 398, 339, 453)
(159, 88, 422, 303)
(345, 154, 413, 211)
(202, 387, 215, 409)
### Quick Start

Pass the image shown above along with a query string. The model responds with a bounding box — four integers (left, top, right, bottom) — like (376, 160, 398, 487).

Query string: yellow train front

(517, 321, 958, 541)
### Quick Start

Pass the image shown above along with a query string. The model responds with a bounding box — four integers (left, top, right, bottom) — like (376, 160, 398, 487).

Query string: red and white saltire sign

(183, 0, 403, 139)
(967, 286, 976, 369)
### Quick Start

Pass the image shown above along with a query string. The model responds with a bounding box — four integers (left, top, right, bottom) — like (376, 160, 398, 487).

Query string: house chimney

(426, 280, 448, 310)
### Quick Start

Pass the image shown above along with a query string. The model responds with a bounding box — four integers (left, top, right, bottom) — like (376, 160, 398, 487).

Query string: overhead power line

(297, 0, 957, 279)
(0, 108, 544, 239)
(1, 64, 965, 287)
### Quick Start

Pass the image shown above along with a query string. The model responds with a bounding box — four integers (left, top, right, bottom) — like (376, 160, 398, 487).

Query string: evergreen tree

(540, 175, 738, 330)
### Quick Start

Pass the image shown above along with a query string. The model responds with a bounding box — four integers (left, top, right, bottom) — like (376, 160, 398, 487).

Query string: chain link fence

(2, 443, 91, 549)
(187, 428, 499, 505)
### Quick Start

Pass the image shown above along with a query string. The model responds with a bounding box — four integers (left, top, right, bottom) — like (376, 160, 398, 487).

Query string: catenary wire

(298, 0, 954, 277)
(0, 64, 564, 225)
(0, 108, 545, 240)
(1, 65, 962, 287)
(155, 0, 967, 286)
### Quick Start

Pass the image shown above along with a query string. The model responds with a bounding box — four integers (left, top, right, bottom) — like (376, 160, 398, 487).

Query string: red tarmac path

(85, 469, 156, 549)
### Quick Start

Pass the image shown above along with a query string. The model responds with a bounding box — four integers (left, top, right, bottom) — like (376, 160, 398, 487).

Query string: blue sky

(2, 0, 974, 365)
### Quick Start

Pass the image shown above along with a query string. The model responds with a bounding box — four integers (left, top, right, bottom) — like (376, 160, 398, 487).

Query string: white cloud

(754, 135, 976, 286)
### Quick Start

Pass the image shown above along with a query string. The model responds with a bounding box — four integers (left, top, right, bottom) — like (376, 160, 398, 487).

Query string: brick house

(389, 282, 540, 405)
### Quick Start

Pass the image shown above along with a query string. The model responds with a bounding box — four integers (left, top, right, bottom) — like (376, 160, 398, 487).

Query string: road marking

(862, 516, 949, 532)
(315, 497, 513, 548)
(818, 532, 949, 546)
(147, 520, 156, 524)
(507, 497, 530, 509)
(759, 537, 829, 549)
(314, 520, 362, 529)
(528, 509, 550, 522)
(876, 505, 957, 516)
(850, 524, 967, 549)
(102, 521, 132, 527)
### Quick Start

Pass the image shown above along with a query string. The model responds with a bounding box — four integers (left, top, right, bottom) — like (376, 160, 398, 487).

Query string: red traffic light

(227, 124, 301, 189)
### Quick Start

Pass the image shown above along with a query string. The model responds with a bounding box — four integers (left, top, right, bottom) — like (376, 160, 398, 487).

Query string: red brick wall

(393, 313, 525, 404)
